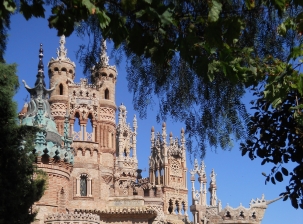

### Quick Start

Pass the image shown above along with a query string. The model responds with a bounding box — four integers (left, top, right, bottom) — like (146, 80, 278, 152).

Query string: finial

(133, 115, 137, 128)
(151, 126, 155, 132)
(210, 169, 216, 185)
(181, 128, 184, 133)
(100, 39, 109, 67)
(162, 122, 166, 127)
(38, 44, 44, 71)
(57, 35, 67, 60)
(169, 132, 173, 137)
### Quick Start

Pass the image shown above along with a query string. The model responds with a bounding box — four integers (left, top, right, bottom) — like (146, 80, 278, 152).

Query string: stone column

(83, 124, 87, 141)
(93, 124, 96, 142)
(80, 125, 83, 141)
(76, 177, 80, 196)
(88, 178, 92, 197)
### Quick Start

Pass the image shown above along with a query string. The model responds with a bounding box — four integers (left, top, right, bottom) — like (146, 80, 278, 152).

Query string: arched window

(73, 112, 81, 140)
(80, 174, 87, 196)
(86, 114, 94, 141)
(59, 84, 63, 95)
(76, 173, 92, 197)
(105, 89, 109, 99)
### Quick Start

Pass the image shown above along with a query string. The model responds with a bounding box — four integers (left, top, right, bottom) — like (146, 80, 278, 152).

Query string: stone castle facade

(18, 37, 278, 224)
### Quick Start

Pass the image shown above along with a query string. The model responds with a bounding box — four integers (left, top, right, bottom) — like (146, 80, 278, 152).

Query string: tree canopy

(0, 63, 46, 223)
(1, 0, 303, 209)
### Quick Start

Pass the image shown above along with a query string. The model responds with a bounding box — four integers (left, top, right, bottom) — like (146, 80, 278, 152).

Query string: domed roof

(21, 44, 73, 164)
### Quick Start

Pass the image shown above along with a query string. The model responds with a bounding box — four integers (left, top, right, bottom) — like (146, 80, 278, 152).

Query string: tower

(113, 104, 140, 196)
(20, 44, 73, 223)
(149, 124, 188, 221)
(48, 37, 118, 210)
(48, 35, 76, 135)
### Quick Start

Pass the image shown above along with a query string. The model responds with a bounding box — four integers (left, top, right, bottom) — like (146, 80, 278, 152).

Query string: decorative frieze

(45, 212, 100, 224)
(51, 103, 67, 116)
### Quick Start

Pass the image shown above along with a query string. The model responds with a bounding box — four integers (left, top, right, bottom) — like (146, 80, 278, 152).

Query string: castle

(18, 36, 278, 224)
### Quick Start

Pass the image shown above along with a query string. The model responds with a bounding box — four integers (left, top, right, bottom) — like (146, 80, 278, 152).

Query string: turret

(21, 44, 73, 223)
(113, 104, 139, 196)
(48, 35, 76, 135)
(149, 125, 188, 219)
(91, 39, 117, 109)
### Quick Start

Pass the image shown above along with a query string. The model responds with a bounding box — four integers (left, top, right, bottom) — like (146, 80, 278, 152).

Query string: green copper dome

(21, 44, 73, 164)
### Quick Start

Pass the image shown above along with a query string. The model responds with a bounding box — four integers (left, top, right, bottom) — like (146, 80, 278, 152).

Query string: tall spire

(35, 43, 46, 88)
(100, 39, 109, 67)
(22, 44, 56, 115)
(38, 43, 44, 71)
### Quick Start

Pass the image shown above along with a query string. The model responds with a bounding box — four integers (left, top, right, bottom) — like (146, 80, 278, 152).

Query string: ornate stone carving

(148, 205, 165, 224)
(100, 107, 115, 122)
(45, 212, 100, 223)
(51, 103, 67, 116)
(170, 159, 182, 177)
(101, 175, 113, 184)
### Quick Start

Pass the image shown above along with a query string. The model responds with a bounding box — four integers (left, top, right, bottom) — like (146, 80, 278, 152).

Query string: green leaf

(272, 0, 286, 11)
(159, 8, 173, 26)
(275, 171, 283, 182)
(272, 97, 282, 108)
(97, 10, 111, 29)
(82, 0, 95, 12)
(281, 167, 289, 176)
(241, 148, 247, 156)
(208, 0, 222, 22)
(277, 22, 286, 36)
(245, 0, 255, 9)
(3, 0, 16, 12)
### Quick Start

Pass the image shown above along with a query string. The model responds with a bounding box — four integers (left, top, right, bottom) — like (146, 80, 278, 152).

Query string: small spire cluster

(57, 35, 68, 61)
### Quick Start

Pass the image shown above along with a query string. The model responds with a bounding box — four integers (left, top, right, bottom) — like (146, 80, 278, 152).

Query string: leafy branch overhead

(1, 0, 303, 209)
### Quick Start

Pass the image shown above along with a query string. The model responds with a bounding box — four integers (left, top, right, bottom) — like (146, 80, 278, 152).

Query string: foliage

(241, 86, 303, 209)
(1, 0, 303, 209)
(240, 2, 303, 209)
(0, 63, 46, 223)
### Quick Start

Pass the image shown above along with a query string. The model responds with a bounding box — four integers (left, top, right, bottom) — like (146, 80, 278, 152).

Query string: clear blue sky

(5, 12, 303, 224)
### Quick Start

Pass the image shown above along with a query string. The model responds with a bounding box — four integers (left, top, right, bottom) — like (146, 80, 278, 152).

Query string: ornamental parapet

(76, 206, 157, 218)
(44, 212, 100, 224)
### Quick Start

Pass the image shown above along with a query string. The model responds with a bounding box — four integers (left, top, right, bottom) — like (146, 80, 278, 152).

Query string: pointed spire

(22, 44, 56, 117)
(35, 43, 46, 90)
(38, 43, 44, 71)
(210, 169, 216, 185)
(198, 160, 206, 178)
(100, 39, 109, 67)
(133, 114, 137, 131)
(49, 35, 75, 67)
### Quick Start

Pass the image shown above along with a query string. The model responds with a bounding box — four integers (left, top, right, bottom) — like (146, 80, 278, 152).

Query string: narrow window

(73, 112, 81, 141)
(105, 89, 109, 99)
(168, 199, 173, 214)
(80, 175, 87, 196)
(59, 84, 63, 95)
